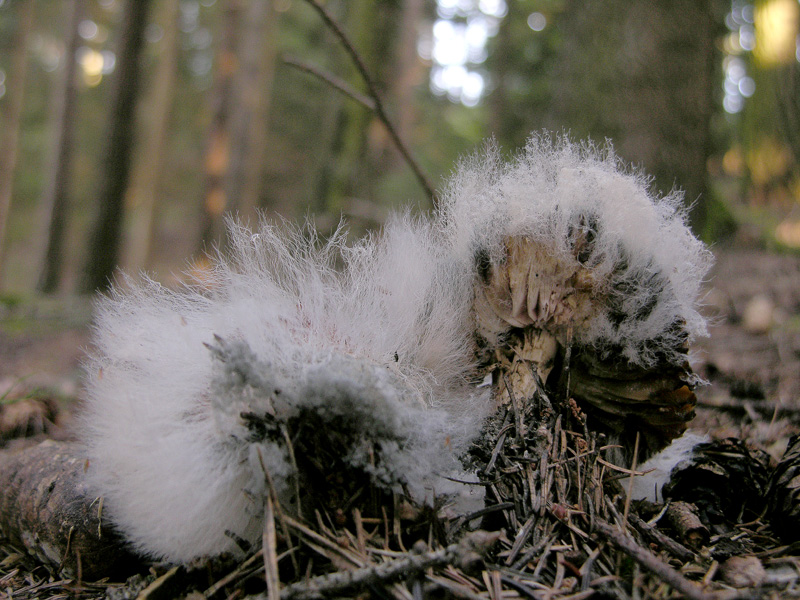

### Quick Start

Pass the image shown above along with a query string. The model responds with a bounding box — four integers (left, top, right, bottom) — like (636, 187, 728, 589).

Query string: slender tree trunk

(198, 0, 242, 251)
(613, 1, 724, 234)
(81, 0, 152, 293)
(774, 61, 800, 183)
(387, 0, 424, 172)
(36, 0, 83, 294)
(324, 0, 382, 214)
(232, 0, 279, 223)
(124, 0, 181, 273)
(0, 1, 35, 291)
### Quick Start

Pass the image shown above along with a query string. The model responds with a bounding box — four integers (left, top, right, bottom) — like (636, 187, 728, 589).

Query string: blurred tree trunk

(321, 1, 376, 215)
(387, 0, 424, 170)
(488, 0, 530, 150)
(321, 1, 398, 216)
(198, 0, 242, 251)
(124, 0, 181, 273)
(0, 1, 34, 291)
(740, 1, 800, 202)
(36, 0, 83, 294)
(777, 61, 800, 176)
(549, 0, 726, 235)
(81, 0, 152, 293)
(228, 0, 278, 224)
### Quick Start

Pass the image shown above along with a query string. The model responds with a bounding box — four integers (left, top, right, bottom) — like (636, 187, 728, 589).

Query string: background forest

(0, 0, 798, 296)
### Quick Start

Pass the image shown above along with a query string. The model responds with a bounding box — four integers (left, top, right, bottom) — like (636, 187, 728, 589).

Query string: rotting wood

(665, 501, 710, 548)
(628, 512, 695, 562)
(0, 439, 143, 579)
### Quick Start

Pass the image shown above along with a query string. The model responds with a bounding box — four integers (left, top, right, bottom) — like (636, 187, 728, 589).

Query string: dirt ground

(0, 295, 91, 400)
(692, 245, 800, 460)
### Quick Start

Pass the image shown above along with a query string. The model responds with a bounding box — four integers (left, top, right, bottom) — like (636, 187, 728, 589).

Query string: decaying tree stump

(0, 439, 143, 579)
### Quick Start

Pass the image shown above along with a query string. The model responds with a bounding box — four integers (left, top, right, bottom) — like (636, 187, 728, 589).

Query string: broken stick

(593, 517, 718, 600)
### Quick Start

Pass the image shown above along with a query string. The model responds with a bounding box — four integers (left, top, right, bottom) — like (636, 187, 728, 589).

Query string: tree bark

(198, 0, 242, 251)
(36, 0, 83, 294)
(322, 0, 385, 214)
(124, 0, 181, 273)
(0, 1, 35, 291)
(0, 440, 144, 580)
(549, 0, 726, 234)
(387, 0, 424, 171)
(228, 0, 279, 223)
(81, 0, 152, 293)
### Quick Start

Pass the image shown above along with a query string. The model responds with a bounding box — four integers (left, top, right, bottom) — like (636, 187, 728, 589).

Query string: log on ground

(0, 439, 143, 579)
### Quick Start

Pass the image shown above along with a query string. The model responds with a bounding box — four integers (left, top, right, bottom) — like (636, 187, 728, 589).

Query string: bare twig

(503, 373, 525, 445)
(622, 432, 640, 527)
(282, 514, 365, 568)
(593, 517, 717, 600)
(426, 573, 487, 600)
(505, 516, 535, 566)
(204, 549, 264, 598)
(459, 502, 515, 525)
(279, 424, 303, 520)
(281, 54, 375, 111)
(263, 495, 281, 600)
(627, 513, 695, 562)
(267, 536, 493, 600)
(510, 521, 555, 571)
(299, 0, 437, 204)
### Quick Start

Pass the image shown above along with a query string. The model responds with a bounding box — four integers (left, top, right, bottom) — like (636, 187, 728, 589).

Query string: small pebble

(742, 294, 774, 333)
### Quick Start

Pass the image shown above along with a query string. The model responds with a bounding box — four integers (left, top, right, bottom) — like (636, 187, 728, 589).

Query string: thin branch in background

(282, 54, 375, 112)
(299, 0, 437, 206)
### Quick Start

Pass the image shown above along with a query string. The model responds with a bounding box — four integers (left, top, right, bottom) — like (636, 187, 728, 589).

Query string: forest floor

(3, 242, 799, 454)
(1, 242, 800, 599)
(692, 244, 800, 461)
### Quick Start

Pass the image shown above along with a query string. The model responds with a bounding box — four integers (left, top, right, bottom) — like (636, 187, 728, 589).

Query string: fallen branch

(0, 439, 142, 579)
(261, 533, 496, 600)
(666, 501, 709, 548)
(593, 517, 717, 600)
(627, 512, 695, 562)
